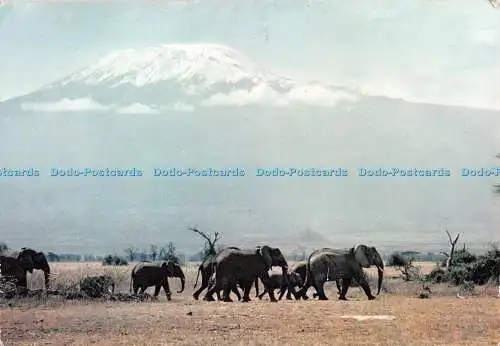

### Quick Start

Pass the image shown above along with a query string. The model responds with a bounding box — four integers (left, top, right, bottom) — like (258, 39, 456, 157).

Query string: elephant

(203, 245, 288, 303)
(206, 272, 262, 301)
(295, 245, 384, 301)
(329, 245, 384, 296)
(0, 255, 28, 288)
(130, 261, 185, 300)
(257, 271, 304, 300)
(193, 246, 258, 300)
(11, 248, 51, 289)
(289, 262, 310, 300)
(207, 272, 250, 301)
(80, 275, 115, 298)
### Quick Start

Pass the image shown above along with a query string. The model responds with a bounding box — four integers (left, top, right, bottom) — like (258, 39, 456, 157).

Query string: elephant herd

(188, 244, 385, 303)
(0, 247, 51, 290)
(0, 244, 385, 303)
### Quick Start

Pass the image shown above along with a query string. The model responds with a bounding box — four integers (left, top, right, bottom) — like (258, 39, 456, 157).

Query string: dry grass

(1, 261, 499, 345)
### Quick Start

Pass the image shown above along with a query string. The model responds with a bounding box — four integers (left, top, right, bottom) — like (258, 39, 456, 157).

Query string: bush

(102, 255, 128, 266)
(448, 266, 472, 286)
(427, 244, 499, 287)
(441, 247, 477, 267)
(426, 264, 446, 283)
(387, 252, 408, 267)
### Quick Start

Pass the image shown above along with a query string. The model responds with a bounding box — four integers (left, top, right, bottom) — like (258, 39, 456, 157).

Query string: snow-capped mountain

(3, 43, 360, 113)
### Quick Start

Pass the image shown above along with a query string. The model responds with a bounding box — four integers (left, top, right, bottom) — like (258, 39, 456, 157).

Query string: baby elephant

(80, 275, 115, 298)
(258, 272, 304, 300)
(130, 261, 177, 300)
(207, 273, 244, 301)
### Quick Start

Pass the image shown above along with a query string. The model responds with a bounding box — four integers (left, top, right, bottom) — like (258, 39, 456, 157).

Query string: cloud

(468, 29, 499, 47)
(20, 99, 196, 113)
(20, 98, 107, 112)
(117, 103, 159, 114)
(202, 83, 357, 107)
(166, 101, 194, 112)
(287, 85, 358, 107)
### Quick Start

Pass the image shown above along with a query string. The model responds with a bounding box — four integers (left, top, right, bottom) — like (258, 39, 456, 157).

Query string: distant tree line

(0, 239, 482, 267)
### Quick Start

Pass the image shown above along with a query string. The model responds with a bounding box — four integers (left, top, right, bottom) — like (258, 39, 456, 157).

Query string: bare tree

(188, 226, 221, 260)
(397, 257, 418, 281)
(158, 246, 167, 260)
(440, 230, 460, 270)
(0, 242, 8, 255)
(124, 247, 137, 261)
(150, 244, 158, 261)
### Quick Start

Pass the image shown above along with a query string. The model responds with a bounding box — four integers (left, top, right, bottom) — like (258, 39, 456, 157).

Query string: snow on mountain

(7, 43, 360, 113)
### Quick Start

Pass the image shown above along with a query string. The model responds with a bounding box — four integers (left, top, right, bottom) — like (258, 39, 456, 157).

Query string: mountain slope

(3, 43, 359, 113)
(236, 229, 336, 253)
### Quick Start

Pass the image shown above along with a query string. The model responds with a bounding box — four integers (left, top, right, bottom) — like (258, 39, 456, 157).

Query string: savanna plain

(1, 262, 499, 346)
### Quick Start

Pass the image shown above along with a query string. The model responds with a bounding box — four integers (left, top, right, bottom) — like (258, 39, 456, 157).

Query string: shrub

(387, 252, 408, 267)
(426, 265, 446, 283)
(102, 255, 128, 266)
(441, 247, 477, 267)
(448, 266, 472, 286)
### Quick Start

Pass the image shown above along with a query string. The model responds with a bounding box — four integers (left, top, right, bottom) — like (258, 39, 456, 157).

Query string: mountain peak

(55, 43, 264, 88)
(6, 43, 360, 113)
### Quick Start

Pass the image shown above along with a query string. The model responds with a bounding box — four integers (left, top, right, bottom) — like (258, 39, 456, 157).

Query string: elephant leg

(18, 276, 28, 288)
(286, 282, 297, 300)
(336, 279, 342, 295)
(162, 281, 172, 301)
(192, 285, 204, 300)
(139, 286, 147, 294)
(203, 281, 217, 301)
(295, 285, 306, 300)
(314, 280, 328, 300)
(339, 277, 351, 300)
(154, 285, 161, 297)
(232, 284, 242, 301)
(258, 288, 267, 300)
(241, 281, 252, 302)
(278, 285, 289, 300)
(254, 277, 259, 297)
(353, 273, 375, 300)
(259, 274, 277, 303)
(193, 274, 209, 300)
(285, 283, 297, 300)
(222, 285, 233, 302)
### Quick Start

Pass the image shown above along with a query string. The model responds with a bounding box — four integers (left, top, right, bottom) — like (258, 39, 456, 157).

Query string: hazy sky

(1, 0, 499, 109)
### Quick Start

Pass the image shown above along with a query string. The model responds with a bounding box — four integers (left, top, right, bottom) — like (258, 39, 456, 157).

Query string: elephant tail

(297, 251, 316, 298)
(130, 270, 134, 293)
(193, 265, 202, 289)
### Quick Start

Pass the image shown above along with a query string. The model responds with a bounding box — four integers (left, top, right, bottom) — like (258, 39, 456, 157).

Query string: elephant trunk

(177, 274, 185, 293)
(44, 267, 50, 289)
(40, 261, 51, 289)
(376, 262, 384, 295)
(173, 266, 185, 293)
(280, 264, 288, 276)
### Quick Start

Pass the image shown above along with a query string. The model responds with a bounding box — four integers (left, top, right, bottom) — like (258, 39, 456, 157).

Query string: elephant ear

(18, 251, 35, 273)
(354, 245, 372, 268)
(34, 252, 47, 266)
(370, 247, 384, 268)
(164, 261, 175, 276)
(258, 245, 273, 269)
